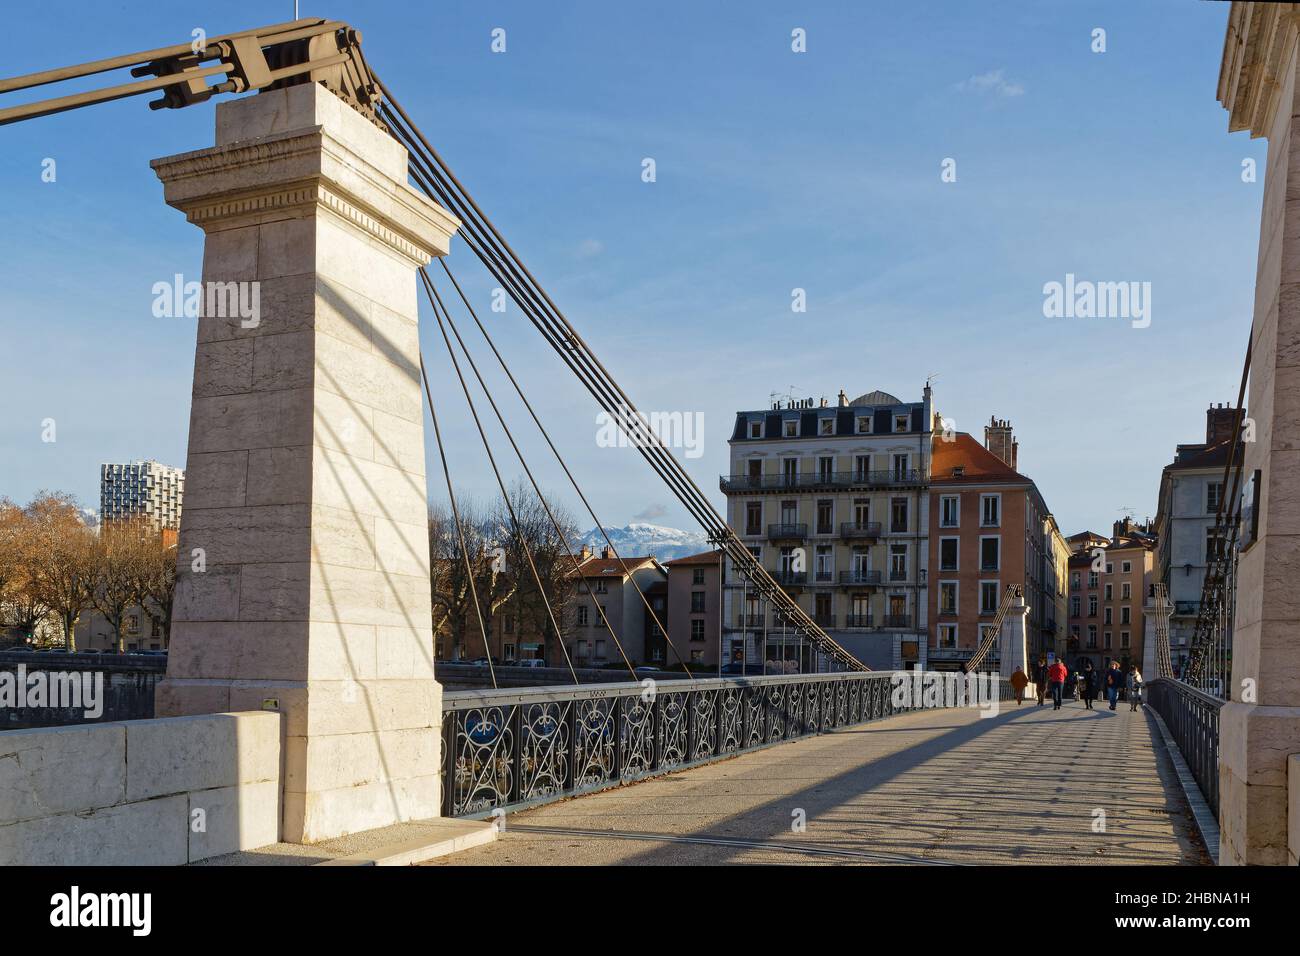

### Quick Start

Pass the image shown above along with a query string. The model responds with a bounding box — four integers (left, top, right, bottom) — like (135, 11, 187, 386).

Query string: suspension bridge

(0, 9, 1294, 867)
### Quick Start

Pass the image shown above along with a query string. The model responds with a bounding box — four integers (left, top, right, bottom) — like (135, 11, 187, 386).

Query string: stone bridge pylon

(151, 82, 460, 843)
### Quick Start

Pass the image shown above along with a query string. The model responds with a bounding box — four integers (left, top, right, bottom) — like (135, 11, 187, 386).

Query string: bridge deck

(431, 698, 1211, 866)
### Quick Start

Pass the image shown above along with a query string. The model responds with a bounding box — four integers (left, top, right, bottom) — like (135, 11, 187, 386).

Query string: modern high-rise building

(720, 385, 934, 670)
(99, 459, 185, 529)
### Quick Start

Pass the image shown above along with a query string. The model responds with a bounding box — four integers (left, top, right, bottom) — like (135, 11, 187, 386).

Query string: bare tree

(88, 518, 151, 653)
(496, 481, 581, 666)
(429, 499, 515, 660)
(130, 525, 178, 645)
(23, 491, 95, 651)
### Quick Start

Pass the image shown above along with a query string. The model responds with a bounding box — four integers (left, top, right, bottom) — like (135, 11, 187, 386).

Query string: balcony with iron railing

(889, 568, 908, 582)
(810, 570, 836, 586)
(844, 614, 874, 628)
(773, 570, 807, 587)
(730, 614, 765, 629)
(838, 569, 883, 587)
(812, 613, 836, 628)
(882, 614, 912, 629)
(720, 469, 925, 494)
(767, 523, 807, 540)
(839, 521, 882, 540)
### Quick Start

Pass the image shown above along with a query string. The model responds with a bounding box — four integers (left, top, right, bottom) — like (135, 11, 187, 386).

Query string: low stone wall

(0, 711, 280, 865)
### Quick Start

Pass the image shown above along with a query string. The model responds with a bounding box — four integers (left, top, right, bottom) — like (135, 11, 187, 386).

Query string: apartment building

(100, 459, 184, 529)
(663, 549, 724, 669)
(1153, 404, 1242, 676)
(927, 418, 1068, 671)
(1066, 521, 1154, 670)
(566, 547, 667, 667)
(720, 385, 933, 670)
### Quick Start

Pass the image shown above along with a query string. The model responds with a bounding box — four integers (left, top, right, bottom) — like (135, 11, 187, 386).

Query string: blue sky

(0, 0, 1261, 536)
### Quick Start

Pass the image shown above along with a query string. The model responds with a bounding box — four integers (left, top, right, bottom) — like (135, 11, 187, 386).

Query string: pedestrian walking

(1010, 666, 1029, 705)
(1080, 661, 1097, 710)
(1047, 659, 1067, 711)
(1127, 665, 1143, 711)
(1033, 656, 1049, 706)
(1105, 661, 1124, 710)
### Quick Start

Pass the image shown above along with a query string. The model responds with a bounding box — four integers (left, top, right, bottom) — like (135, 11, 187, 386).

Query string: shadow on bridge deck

(430, 697, 1212, 866)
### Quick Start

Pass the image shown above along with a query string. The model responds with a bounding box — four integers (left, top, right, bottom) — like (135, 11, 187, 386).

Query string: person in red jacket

(1047, 659, 1068, 710)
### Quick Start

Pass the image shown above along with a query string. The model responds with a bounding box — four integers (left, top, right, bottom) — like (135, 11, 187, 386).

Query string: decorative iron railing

(1146, 678, 1223, 816)
(441, 671, 1013, 818)
(720, 470, 924, 493)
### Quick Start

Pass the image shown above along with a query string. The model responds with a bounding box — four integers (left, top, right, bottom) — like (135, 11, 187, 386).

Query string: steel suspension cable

(421, 273, 581, 685)
(420, 268, 641, 682)
(376, 80, 861, 669)
(418, 355, 497, 689)
(435, 258, 696, 680)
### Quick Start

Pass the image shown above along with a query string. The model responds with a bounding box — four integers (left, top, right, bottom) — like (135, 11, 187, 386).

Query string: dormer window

(952, 466, 965, 478)
(893, 413, 910, 433)
(783, 419, 798, 437)
(818, 418, 834, 436)
(748, 420, 762, 438)
(856, 415, 871, 434)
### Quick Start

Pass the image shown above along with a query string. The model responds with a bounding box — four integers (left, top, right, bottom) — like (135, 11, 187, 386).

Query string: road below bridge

(431, 698, 1211, 866)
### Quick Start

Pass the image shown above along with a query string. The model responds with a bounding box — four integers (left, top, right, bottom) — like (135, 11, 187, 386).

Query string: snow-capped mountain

(578, 523, 712, 562)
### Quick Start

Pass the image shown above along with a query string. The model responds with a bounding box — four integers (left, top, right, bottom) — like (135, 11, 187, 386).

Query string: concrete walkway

(430, 698, 1212, 866)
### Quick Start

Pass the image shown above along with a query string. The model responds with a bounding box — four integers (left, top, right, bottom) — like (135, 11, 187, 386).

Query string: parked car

(720, 662, 766, 676)
(467, 657, 500, 667)
(517, 659, 547, 668)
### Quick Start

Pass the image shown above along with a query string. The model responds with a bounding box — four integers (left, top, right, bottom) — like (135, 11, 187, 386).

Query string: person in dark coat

(1104, 661, 1125, 710)
(1033, 656, 1049, 706)
(1080, 661, 1097, 709)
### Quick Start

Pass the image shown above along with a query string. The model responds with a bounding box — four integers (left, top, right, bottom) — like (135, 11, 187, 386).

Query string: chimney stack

(837, 389, 848, 407)
(983, 416, 1017, 469)
(1206, 403, 1242, 445)
(601, 546, 613, 560)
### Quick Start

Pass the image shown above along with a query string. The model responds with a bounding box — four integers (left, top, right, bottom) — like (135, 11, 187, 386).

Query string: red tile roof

(567, 555, 660, 578)
(663, 548, 723, 567)
(930, 433, 1029, 484)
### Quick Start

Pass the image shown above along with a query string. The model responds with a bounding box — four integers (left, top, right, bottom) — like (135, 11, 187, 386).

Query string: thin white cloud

(633, 503, 668, 522)
(575, 238, 605, 259)
(955, 69, 1025, 98)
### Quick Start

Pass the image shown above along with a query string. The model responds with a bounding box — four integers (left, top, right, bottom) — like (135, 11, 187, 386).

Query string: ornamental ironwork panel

(719, 688, 742, 754)
(658, 693, 690, 769)
(691, 689, 718, 761)
(518, 701, 569, 804)
(620, 696, 656, 779)
(573, 698, 615, 789)
(766, 684, 786, 742)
